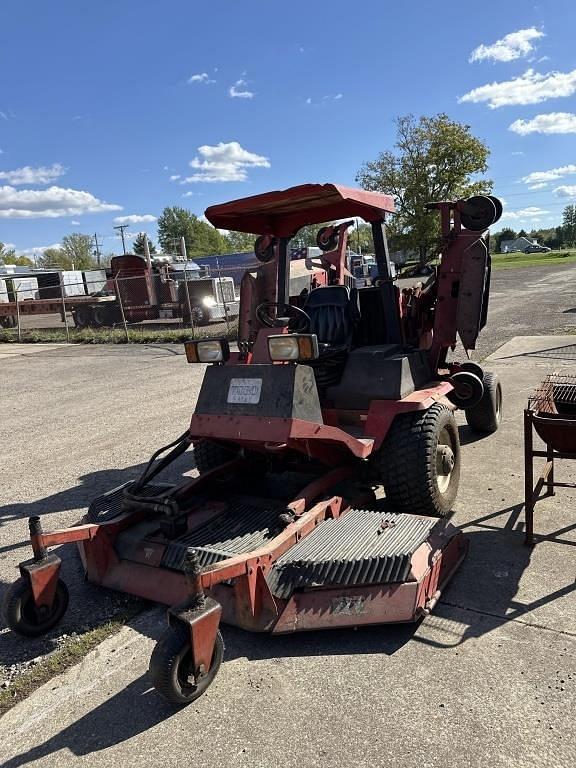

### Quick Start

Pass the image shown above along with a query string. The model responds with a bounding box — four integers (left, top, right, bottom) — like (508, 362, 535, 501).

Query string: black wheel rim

(19, 584, 65, 633)
(174, 635, 220, 701)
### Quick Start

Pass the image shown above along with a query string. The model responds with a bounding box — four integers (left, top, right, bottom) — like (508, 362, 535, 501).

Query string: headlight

(202, 295, 216, 307)
(184, 338, 230, 363)
(268, 334, 319, 362)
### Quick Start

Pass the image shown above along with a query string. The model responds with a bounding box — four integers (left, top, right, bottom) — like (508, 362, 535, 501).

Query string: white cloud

(182, 141, 270, 183)
(169, 174, 181, 181)
(188, 73, 215, 85)
(0, 111, 7, 121)
(333, 93, 343, 100)
(459, 68, 576, 109)
(528, 182, 549, 190)
(553, 185, 576, 198)
(509, 112, 576, 135)
(305, 97, 312, 105)
(229, 79, 255, 99)
(113, 214, 156, 225)
(469, 28, 544, 63)
(521, 164, 576, 185)
(15, 243, 62, 257)
(500, 206, 549, 221)
(0, 163, 65, 186)
(0, 186, 122, 219)
(511, 151, 524, 155)
(71, 219, 81, 225)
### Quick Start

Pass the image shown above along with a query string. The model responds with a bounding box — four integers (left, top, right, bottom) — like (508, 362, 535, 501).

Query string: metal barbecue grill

(524, 371, 576, 543)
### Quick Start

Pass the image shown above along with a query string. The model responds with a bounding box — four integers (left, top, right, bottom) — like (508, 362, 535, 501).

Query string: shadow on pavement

(1, 675, 176, 767)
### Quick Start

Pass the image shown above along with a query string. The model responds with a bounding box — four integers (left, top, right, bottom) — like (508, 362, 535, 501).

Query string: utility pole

(92, 233, 104, 266)
(113, 224, 129, 255)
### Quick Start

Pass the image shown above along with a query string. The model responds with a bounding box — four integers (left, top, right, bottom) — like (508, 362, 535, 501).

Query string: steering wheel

(256, 302, 311, 332)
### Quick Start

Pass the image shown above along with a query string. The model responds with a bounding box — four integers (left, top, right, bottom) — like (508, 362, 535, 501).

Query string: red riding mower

(4, 184, 503, 705)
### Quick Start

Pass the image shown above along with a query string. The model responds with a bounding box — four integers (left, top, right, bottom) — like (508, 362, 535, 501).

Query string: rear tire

(194, 440, 236, 474)
(380, 404, 461, 517)
(73, 305, 93, 328)
(149, 624, 224, 706)
(465, 371, 502, 434)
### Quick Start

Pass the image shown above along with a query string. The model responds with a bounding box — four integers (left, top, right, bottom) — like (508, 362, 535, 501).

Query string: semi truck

(0, 254, 238, 329)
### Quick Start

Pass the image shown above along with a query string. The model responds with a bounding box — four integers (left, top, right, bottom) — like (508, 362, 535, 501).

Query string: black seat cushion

(303, 285, 357, 348)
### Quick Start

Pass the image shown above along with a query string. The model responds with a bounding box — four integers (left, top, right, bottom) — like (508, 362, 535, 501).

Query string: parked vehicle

(523, 245, 551, 254)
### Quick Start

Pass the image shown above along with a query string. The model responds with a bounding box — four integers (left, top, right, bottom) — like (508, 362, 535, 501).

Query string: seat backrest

(303, 285, 356, 347)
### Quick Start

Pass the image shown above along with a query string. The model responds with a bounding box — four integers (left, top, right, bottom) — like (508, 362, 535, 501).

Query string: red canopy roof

(204, 183, 395, 236)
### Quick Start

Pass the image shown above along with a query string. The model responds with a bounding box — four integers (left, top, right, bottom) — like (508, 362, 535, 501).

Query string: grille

(215, 279, 235, 304)
(529, 372, 576, 417)
(161, 496, 285, 571)
(267, 510, 437, 599)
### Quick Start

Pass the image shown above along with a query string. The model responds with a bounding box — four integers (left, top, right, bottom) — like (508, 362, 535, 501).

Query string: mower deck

(80, 481, 467, 632)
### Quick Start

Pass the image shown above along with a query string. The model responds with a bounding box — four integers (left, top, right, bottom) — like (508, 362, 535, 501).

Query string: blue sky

(1, 0, 575, 257)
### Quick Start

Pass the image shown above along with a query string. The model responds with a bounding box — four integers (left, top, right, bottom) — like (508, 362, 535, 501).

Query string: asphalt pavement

(1, 263, 575, 767)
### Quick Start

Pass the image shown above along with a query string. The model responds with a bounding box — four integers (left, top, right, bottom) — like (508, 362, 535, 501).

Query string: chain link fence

(0, 259, 259, 342)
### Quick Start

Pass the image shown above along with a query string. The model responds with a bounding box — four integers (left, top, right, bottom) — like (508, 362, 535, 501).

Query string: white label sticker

(227, 378, 263, 404)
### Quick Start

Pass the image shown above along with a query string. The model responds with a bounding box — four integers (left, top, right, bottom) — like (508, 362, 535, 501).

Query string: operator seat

(303, 285, 358, 349)
(302, 285, 359, 393)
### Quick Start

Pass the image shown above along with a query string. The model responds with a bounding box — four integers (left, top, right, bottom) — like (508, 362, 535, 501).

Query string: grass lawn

(0, 324, 238, 344)
(491, 250, 576, 270)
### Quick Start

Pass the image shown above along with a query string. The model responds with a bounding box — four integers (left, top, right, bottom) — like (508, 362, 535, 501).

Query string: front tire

(380, 404, 461, 517)
(2, 576, 69, 637)
(189, 305, 209, 326)
(149, 624, 224, 706)
(465, 371, 502, 434)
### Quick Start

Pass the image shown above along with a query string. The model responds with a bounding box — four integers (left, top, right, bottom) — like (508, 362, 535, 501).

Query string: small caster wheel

(2, 576, 69, 637)
(149, 624, 224, 706)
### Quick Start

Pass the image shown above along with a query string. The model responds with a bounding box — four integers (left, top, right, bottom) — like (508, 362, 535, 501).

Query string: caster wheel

(2, 576, 69, 637)
(149, 624, 224, 706)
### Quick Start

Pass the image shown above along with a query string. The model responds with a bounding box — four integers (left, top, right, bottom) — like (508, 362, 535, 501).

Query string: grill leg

(524, 409, 535, 546)
(546, 443, 555, 497)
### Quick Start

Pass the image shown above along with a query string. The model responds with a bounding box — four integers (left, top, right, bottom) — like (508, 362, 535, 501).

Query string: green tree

(157, 206, 229, 258)
(225, 230, 257, 252)
(0, 241, 17, 264)
(132, 232, 157, 256)
(59, 234, 96, 269)
(39, 247, 65, 268)
(38, 235, 96, 269)
(493, 227, 517, 252)
(562, 205, 576, 246)
(356, 113, 492, 263)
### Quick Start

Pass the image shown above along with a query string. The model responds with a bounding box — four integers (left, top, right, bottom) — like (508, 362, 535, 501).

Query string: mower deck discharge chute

(4, 183, 503, 705)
